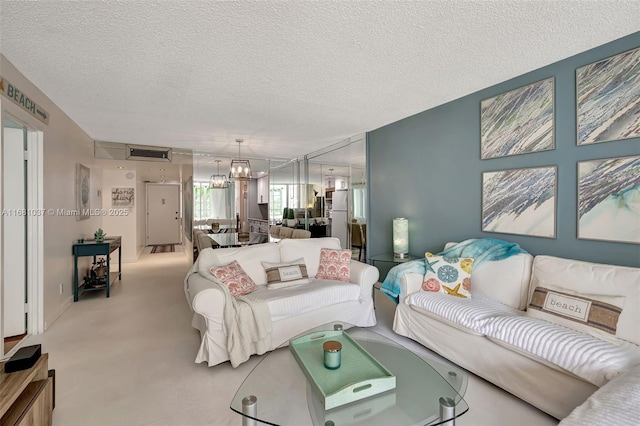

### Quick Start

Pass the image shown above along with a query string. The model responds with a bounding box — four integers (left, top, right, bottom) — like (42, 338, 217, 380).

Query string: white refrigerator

(331, 189, 349, 249)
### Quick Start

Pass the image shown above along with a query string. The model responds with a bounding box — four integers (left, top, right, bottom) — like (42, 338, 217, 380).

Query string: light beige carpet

(24, 247, 556, 426)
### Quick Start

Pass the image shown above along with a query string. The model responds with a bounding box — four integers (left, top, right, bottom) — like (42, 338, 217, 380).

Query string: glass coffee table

(230, 323, 469, 425)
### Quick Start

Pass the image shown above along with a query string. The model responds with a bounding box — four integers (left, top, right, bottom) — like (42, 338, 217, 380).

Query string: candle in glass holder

(323, 340, 342, 369)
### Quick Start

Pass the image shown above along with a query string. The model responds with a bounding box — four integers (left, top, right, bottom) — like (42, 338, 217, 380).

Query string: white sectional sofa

(392, 248, 640, 420)
(184, 237, 379, 367)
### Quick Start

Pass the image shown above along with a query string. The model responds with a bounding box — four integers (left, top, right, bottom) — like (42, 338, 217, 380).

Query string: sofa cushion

(482, 314, 640, 387)
(317, 248, 351, 282)
(444, 242, 533, 309)
(527, 284, 625, 342)
(423, 252, 473, 298)
(406, 291, 520, 334)
(209, 260, 257, 297)
(529, 255, 640, 346)
(250, 279, 361, 321)
(278, 237, 342, 277)
(472, 253, 533, 310)
(197, 243, 280, 286)
(262, 258, 309, 289)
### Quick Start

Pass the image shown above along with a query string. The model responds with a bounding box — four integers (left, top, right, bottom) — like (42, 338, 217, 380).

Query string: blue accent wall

(368, 32, 640, 268)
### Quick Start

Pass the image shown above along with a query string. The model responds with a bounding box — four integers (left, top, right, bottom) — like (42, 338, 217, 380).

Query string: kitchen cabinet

(248, 218, 269, 234)
(325, 187, 335, 200)
(257, 176, 269, 204)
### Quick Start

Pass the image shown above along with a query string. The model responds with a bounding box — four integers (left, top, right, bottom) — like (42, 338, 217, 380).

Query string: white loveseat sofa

(184, 237, 379, 367)
(392, 248, 640, 420)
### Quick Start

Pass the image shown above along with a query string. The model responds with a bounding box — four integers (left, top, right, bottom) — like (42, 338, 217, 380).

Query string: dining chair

(351, 222, 366, 261)
(279, 227, 294, 239)
(292, 229, 312, 239)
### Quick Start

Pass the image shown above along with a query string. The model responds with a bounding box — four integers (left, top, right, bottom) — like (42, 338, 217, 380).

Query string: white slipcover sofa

(184, 237, 379, 367)
(393, 248, 640, 420)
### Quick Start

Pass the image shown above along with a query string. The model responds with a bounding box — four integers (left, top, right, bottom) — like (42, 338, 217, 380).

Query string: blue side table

(72, 236, 122, 301)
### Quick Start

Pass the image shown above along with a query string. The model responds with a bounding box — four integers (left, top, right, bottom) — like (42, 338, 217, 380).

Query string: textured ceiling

(1, 1, 639, 161)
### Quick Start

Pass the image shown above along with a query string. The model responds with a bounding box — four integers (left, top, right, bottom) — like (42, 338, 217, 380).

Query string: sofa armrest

(189, 273, 225, 324)
(559, 364, 640, 425)
(399, 273, 423, 303)
(349, 260, 379, 300)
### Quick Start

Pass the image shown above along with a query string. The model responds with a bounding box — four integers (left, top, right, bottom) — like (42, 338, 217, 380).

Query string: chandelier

(209, 160, 230, 189)
(229, 139, 252, 180)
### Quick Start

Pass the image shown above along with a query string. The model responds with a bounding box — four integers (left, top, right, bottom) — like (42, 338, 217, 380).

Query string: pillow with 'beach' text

(262, 258, 309, 289)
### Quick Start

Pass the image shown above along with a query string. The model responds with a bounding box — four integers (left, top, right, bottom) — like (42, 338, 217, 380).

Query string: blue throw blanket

(380, 259, 426, 303)
(380, 238, 528, 303)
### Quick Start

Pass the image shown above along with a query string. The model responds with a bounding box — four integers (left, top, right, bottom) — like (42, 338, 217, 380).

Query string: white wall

(136, 179, 147, 256)
(180, 163, 193, 262)
(1, 55, 103, 329)
(101, 169, 138, 262)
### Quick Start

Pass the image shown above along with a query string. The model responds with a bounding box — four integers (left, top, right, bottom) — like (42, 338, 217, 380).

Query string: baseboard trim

(45, 295, 73, 331)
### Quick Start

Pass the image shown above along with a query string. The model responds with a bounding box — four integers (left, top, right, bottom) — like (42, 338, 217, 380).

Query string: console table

(72, 236, 122, 302)
(0, 353, 53, 425)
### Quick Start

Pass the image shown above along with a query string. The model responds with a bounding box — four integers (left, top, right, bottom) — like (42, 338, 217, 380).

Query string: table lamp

(393, 218, 409, 258)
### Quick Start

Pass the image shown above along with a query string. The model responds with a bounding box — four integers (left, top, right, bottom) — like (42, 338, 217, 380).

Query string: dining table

(207, 232, 271, 248)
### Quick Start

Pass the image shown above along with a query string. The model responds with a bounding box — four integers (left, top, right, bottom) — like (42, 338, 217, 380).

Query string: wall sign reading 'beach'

(0, 75, 50, 125)
(480, 78, 554, 159)
(578, 155, 639, 244)
(482, 166, 557, 238)
(576, 47, 640, 145)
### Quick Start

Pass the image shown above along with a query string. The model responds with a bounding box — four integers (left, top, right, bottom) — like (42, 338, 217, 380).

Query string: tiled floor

(25, 247, 557, 425)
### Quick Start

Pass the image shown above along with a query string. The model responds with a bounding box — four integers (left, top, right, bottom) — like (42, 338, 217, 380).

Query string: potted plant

(94, 228, 106, 243)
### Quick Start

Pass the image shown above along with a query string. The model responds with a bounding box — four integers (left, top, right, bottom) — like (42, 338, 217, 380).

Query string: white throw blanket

(185, 259, 272, 368)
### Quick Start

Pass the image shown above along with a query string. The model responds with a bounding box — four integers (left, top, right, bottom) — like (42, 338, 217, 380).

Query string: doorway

(1, 109, 44, 358)
(146, 183, 181, 246)
(2, 120, 27, 353)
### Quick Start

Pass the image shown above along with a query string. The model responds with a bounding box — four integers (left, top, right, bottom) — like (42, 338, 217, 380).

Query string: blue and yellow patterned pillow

(422, 252, 474, 298)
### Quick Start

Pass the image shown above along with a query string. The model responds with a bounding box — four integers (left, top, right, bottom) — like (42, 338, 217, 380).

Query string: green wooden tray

(289, 329, 396, 410)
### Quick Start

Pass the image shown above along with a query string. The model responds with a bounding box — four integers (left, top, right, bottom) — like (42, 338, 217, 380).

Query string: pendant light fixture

(210, 159, 230, 189)
(229, 139, 252, 180)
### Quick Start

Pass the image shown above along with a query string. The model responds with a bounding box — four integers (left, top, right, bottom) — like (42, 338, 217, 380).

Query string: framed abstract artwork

(480, 77, 555, 159)
(576, 47, 640, 145)
(577, 155, 640, 244)
(482, 166, 557, 238)
(76, 163, 90, 220)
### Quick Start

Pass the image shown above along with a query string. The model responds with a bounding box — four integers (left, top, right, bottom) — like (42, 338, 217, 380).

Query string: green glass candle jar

(323, 340, 342, 370)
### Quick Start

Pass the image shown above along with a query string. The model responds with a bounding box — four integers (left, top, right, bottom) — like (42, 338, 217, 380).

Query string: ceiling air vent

(126, 144, 172, 162)
(95, 141, 173, 163)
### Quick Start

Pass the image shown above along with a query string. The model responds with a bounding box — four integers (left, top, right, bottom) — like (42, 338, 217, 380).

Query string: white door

(3, 125, 27, 337)
(147, 184, 180, 245)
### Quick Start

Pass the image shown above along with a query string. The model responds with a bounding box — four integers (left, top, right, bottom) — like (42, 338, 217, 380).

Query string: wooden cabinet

(248, 219, 269, 234)
(325, 187, 335, 200)
(257, 177, 269, 204)
(1, 353, 53, 426)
